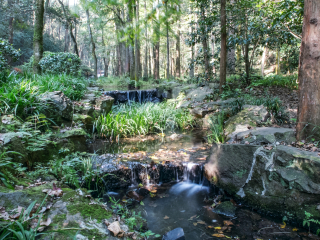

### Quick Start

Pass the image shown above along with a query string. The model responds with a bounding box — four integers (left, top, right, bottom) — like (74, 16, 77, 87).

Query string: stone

(107, 221, 122, 237)
(232, 127, 296, 145)
(95, 95, 114, 115)
(212, 201, 237, 217)
(224, 105, 270, 140)
(204, 143, 320, 230)
(73, 114, 93, 130)
(83, 93, 97, 104)
(0, 115, 22, 133)
(162, 228, 185, 240)
(58, 128, 87, 152)
(40, 91, 73, 122)
(185, 86, 214, 102)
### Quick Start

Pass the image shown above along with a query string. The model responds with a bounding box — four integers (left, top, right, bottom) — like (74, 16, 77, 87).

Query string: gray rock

(204, 143, 320, 229)
(162, 228, 185, 240)
(95, 96, 114, 115)
(212, 201, 237, 217)
(40, 91, 73, 122)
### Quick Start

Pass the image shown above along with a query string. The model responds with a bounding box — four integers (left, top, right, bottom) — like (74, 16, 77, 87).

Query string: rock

(232, 127, 296, 145)
(185, 86, 214, 102)
(202, 113, 215, 128)
(108, 221, 122, 237)
(83, 93, 97, 104)
(40, 91, 73, 122)
(212, 201, 237, 217)
(95, 95, 114, 115)
(73, 114, 93, 130)
(0, 115, 22, 133)
(224, 105, 270, 140)
(126, 190, 144, 201)
(162, 227, 185, 240)
(57, 128, 87, 152)
(204, 143, 320, 230)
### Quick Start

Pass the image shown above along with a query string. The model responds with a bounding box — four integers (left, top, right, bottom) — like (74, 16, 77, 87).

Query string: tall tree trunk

(236, 44, 241, 72)
(128, 0, 135, 80)
(166, 2, 170, 79)
(211, 32, 215, 73)
(101, 28, 109, 77)
(64, 27, 69, 52)
(134, 0, 141, 81)
(33, 0, 45, 74)
(244, 42, 249, 83)
(176, 24, 181, 78)
(276, 47, 280, 74)
(296, 0, 320, 140)
(153, 0, 160, 79)
(219, 0, 227, 93)
(86, 9, 97, 79)
(261, 43, 267, 77)
(149, 45, 152, 77)
(8, 0, 14, 44)
(190, 19, 195, 78)
(143, 0, 148, 80)
(201, 4, 210, 80)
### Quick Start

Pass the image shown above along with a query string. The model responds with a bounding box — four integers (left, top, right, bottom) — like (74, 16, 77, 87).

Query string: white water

(169, 182, 210, 197)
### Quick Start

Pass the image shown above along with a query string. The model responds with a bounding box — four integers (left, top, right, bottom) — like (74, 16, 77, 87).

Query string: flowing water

(92, 131, 318, 240)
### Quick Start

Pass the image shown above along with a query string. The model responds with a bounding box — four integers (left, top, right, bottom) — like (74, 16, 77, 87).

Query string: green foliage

(207, 112, 225, 144)
(303, 211, 320, 235)
(39, 52, 81, 75)
(0, 197, 48, 240)
(0, 38, 20, 71)
(0, 72, 89, 118)
(250, 74, 298, 89)
(94, 102, 194, 139)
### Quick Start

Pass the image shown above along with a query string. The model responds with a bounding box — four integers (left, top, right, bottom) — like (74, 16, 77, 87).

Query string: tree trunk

(128, 0, 135, 80)
(276, 47, 280, 75)
(261, 43, 267, 77)
(8, 0, 14, 44)
(201, 4, 210, 81)
(190, 21, 195, 78)
(244, 42, 249, 84)
(64, 27, 69, 52)
(219, 0, 227, 93)
(143, 0, 148, 80)
(134, 0, 141, 81)
(153, 0, 160, 79)
(166, 2, 170, 79)
(86, 9, 97, 79)
(296, 0, 320, 140)
(33, 0, 45, 74)
(176, 25, 181, 78)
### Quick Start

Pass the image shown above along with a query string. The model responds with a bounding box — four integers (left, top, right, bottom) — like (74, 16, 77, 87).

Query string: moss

(235, 169, 247, 178)
(81, 228, 106, 240)
(53, 213, 67, 224)
(67, 202, 112, 223)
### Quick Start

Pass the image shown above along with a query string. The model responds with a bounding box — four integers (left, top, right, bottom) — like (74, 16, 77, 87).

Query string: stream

(90, 130, 318, 240)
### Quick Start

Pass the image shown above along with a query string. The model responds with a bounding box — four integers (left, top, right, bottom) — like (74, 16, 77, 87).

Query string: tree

(296, 0, 320, 140)
(219, 0, 226, 93)
(86, 9, 97, 79)
(33, 0, 45, 74)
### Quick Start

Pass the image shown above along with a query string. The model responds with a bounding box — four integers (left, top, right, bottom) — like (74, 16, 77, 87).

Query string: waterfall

(137, 90, 142, 104)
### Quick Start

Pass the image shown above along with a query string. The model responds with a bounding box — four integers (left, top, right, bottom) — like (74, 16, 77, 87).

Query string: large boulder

(224, 105, 269, 140)
(204, 143, 320, 230)
(40, 91, 73, 123)
(94, 96, 114, 115)
(73, 114, 93, 131)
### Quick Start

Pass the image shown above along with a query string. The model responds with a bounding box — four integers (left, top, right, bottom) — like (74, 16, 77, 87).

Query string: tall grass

(94, 102, 194, 138)
(251, 74, 298, 89)
(0, 72, 89, 118)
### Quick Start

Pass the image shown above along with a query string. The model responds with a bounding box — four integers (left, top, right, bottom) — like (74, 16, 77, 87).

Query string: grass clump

(250, 74, 298, 89)
(94, 102, 194, 138)
(0, 72, 89, 118)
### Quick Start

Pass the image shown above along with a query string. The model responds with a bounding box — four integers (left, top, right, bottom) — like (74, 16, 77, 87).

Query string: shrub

(0, 38, 20, 71)
(38, 52, 81, 75)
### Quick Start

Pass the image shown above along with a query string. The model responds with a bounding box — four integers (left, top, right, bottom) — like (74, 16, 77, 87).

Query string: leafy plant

(303, 211, 320, 235)
(207, 112, 225, 144)
(0, 38, 21, 71)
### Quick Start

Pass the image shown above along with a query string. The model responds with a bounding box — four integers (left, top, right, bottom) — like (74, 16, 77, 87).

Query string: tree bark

(134, 0, 141, 81)
(8, 0, 14, 44)
(296, 0, 320, 140)
(276, 47, 280, 74)
(33, 0, 45, 74)
(86, 9, 97, 79)
(153, 0, 160, 79)
(201, 4, 210, 81)
(143, 0, 148, 80)
(128, 0, 135, 80)
(166, 2, 170, 79)
(261, 43, 267, 77)
(176, 24, 181, 78)
(219, 0, 227, 93)
(58, 0, 79, 56)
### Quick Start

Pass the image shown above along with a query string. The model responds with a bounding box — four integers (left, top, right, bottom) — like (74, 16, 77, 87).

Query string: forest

(1, 0, 320, 239)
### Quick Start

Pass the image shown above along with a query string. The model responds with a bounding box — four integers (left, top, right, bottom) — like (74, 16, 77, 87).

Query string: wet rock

(83, 93, 97, 104)
(57, 128, 87, 152)
(40, 91, 73, 123)
(126, 190, 144, 201)
(108, 221, 122, 237)
(95, 95, 114, 115)
(212, 201, 237, 217)
(205, 143, 320, 231)
(162, 227, 185, 240)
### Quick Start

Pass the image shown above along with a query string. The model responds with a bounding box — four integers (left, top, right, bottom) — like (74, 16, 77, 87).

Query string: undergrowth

(250, 74, 298, 89)
(94, 102, 194, 139)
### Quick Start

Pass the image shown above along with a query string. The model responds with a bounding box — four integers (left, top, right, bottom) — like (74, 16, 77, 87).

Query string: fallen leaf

(208, 225, 214, 228)
(223, 220, 234, 226)
(40, 218, 52, 226)
(197, 220, 206, 225)
(280, 222, 286, 229)
(292, 227, 298, 231)
(193, 222, 197, 226)
(140, 201, 145, 206)
(164, 215, 170, 219)
(212, 234, 225, 237)
(214, 227, 222, 230)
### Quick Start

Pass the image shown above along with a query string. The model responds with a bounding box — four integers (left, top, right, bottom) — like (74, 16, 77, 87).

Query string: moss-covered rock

(73, 114, 93, 131)
(0, 115, 22, 133)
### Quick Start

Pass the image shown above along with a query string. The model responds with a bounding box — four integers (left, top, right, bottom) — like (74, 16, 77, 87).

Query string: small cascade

(104, 89, 163, 105)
